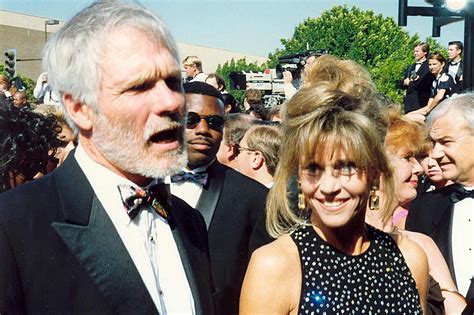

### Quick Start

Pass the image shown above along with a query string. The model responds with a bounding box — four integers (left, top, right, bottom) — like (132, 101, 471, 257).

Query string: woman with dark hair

(406, 52, 455, 123)
(0, 101, 63, 191)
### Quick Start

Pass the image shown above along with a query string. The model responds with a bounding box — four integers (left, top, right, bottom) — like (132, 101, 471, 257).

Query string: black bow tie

(117, 183, 170, 220)
(171, 171, 208, 185)
(450, 61, 460, 66)
(450, 184, 474, 203)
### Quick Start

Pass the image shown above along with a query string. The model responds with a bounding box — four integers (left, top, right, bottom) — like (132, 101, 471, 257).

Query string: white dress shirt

(75, 144, 195, 314)
(451, 186, 474, 295)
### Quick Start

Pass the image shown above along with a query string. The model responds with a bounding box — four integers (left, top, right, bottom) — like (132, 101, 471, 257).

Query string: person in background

(365, 112, 466, 314)
(205, 73, 226, 92)
(402, 43, 434, 113)
(34, 104, 76, 166)
(242, 88, 262, 112)
(241, 86, 428, 314)
(216, 113, 257, 169)
(406, 93, 474, 310)
(0, 102, 63, 191)
(0, 75, 13, 101)
(282, 51, 320, 100)
(33, 72, 61, 106)
(172, 81, 270, 314)
(236, 124, 281, 188)
(405, 53, 455, 124)
(0, 1, 215, 313)
(418, 142, 453, 193)
(183, 55, 207, 82)
(445, 41, 463, 94)
(12, 91, 32, 110)
(267, 104, 283, 122)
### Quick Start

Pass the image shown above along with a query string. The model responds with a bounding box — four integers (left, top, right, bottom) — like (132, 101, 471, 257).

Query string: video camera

(275, 49, 328, 80)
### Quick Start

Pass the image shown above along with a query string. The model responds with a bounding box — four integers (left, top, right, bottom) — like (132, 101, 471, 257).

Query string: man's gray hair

(426, 92, 474, 134)
(42, 0, 179, 132)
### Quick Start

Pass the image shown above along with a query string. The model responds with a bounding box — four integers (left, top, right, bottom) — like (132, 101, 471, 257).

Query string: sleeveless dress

(291, 224, 422, 314)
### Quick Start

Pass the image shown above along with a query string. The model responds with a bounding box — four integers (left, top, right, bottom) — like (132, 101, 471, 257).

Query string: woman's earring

(298, 182, 306, 211)
(369, 184, 380, 211)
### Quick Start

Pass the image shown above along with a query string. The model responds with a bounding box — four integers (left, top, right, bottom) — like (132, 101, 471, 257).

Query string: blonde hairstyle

(305, 55, 375, 97)
(182, 55, 202, 72)
(266, 85, 395, 238)
(244, 124, 282, 176)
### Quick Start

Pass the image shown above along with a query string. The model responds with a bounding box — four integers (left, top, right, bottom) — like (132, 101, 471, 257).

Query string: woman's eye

(303, 163, 322, 177)
(339, 163, 357, 176)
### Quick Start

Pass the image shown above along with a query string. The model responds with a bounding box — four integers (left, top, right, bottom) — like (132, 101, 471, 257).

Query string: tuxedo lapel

(195, 161, 225, 229)
(51, 156, 157, 314)
(425, 186, 456, 278)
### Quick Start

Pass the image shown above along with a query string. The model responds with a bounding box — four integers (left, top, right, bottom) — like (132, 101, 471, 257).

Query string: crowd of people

(0, 1, 472, 314)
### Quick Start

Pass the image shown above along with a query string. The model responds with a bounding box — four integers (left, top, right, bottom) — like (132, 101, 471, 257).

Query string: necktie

(117, 183, 170, 220)
(171, 171, 208, 186)
(450, 184, 474, 203)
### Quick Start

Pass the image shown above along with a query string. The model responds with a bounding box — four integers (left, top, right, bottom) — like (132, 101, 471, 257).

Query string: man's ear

(63, 94, 94, 131)
(251, 151, 264, 170)
(228, 144, 239, 161)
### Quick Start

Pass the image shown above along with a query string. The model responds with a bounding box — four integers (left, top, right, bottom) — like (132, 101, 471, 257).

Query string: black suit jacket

(406, 184, 456, 279)
(0, 155, 214, 314)
(403, 60, 434, 113)
(444, 60, 464, 94)
(193, 161, 272, 315)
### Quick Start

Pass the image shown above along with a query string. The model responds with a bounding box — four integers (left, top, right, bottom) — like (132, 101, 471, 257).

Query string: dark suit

(0, 155, 214, 314)
(444, 60, 464, 94)
(193, 161, 272, 315)
(406, 184, 456, 279)
(403, 60, 434, 113)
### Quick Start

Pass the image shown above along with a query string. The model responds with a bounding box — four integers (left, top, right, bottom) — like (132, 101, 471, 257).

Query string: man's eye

(130, 81, 154, 92)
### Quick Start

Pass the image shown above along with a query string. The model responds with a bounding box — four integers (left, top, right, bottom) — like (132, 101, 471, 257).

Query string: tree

(269, 5, 444, 104)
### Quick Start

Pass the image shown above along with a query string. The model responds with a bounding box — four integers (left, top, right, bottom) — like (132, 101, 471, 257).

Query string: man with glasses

(170, 81, 271, 315)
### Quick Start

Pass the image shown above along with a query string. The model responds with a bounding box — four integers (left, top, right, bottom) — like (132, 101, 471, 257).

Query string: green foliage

(270, 5, 444, 105)
(216, 58, 267, 110)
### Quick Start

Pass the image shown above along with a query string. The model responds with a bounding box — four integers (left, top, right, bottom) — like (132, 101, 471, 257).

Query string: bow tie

(117, 183, 169, 220)
(171, 171, 208, 185)
(450, 61, 460, 66)
(450, 185, 474, 203)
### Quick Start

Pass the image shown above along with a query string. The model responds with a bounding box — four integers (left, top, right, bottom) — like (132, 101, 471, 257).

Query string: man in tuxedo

(0, 1, 214, 314)
(445, 41, 464, 94)
(170, 82, 272, 314)
(406, 93, 474, 303)
(403, 42, 434, 113)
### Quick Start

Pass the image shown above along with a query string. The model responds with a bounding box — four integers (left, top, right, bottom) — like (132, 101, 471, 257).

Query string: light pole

(44, 19, 59, 43)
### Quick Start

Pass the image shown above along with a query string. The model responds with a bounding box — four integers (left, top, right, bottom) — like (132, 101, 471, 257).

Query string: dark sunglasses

(186, 111, 224, 131)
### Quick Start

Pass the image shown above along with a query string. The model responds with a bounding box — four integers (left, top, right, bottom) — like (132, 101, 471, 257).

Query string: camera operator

(402, 42, 434, 113)
(282, 52, 319, 100)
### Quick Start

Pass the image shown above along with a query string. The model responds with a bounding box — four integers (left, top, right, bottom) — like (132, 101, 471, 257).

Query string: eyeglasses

(186, 111, 224, 131)
(237, 145, 256, 154)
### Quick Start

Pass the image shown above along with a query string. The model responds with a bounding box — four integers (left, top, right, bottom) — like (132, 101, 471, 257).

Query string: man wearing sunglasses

(170, 81, 272, 315)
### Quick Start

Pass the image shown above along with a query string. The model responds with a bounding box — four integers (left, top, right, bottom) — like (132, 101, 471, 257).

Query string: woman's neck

(311, 215, 370, 256)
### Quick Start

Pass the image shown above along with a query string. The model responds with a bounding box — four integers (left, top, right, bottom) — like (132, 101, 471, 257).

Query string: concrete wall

(1, 10, 267, 82)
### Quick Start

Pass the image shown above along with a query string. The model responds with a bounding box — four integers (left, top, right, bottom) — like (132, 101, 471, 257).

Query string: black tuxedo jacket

(406, 184, 456, 279)
(403, 60, 434, 113)
(193, 161, 272, 315)
(0, 155, 214, 314)
(444, 60, 464, 94)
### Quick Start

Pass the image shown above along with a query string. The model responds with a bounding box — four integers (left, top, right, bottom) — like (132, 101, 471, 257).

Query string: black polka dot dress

(291, 224, 422, 314)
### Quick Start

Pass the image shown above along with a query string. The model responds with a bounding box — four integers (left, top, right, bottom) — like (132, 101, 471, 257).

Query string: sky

(0, 0, 465, 57)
